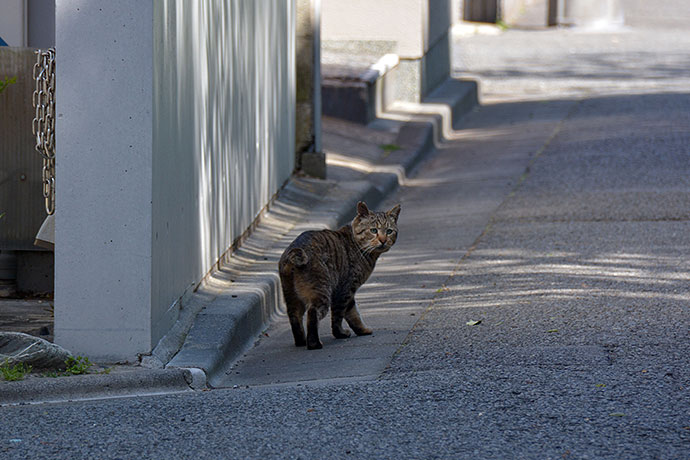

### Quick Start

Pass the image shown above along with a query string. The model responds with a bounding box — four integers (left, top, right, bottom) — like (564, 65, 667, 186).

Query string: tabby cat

(278, 201, 401, 349)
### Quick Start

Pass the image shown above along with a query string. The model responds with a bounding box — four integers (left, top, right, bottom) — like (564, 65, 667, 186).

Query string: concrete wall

(27, 0, 56, 48)
(322, 0, 451, 102)
(0, 0, 56, 47)
(323, 0, 440, 59)
(558, 0, 624, 27)
(451, 0, 463, 24)
(0, 1, 26, 46)
(501, 0, 546, 25)
(55, 0, 295, 361)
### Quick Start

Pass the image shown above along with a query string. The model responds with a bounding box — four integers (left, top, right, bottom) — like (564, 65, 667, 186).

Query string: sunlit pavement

(2, 3, 689, 459)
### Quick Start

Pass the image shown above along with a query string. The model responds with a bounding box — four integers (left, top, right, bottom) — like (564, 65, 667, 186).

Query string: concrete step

(321, 53, 399, 125)
(322, 49, 478, 131)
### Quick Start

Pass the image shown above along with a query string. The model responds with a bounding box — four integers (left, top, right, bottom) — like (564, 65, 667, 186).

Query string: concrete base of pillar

(300, 151, 327, 179)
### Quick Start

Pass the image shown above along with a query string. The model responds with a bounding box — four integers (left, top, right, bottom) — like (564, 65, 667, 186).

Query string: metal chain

(32, 48, 56, 216)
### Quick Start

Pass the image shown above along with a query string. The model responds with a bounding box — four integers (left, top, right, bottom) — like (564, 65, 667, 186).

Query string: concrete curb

(0, 368, 194, 406)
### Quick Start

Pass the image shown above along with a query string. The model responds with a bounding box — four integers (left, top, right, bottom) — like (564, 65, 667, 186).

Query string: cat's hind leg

(280, 274, 307, 347)
(306, 297, 330, 350)
(344, 300, 373, 336)
(288, 308, 306, 347)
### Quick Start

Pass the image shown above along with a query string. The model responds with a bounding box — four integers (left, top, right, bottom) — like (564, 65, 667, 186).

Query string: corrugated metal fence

(151, 0, 295, 330)
(0, 48, 46, 251)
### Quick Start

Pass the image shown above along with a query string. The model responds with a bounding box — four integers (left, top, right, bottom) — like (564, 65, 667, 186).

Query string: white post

(55, 0, 155, 361)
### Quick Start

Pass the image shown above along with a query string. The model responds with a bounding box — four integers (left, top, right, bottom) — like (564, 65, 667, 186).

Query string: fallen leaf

(547, 329, 559, 333)
(595, 384, 606, 388)
(609, 412, 625, 417)
(466, 320, 482, 326)
(307, 408, 315, 413)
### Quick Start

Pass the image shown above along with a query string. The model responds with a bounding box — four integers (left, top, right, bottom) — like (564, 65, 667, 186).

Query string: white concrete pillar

(55, 0, 155, 361)
(55, 0, 297, 362)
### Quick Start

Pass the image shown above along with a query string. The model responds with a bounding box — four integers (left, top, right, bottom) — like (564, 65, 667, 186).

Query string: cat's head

(351, 201, 401, 254)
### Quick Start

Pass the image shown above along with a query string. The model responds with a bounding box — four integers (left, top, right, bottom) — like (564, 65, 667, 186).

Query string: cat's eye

(386, 229, 393, 235)
(370, 228, 378, 234)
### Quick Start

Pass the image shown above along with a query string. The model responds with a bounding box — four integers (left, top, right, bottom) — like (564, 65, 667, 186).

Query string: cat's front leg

(330, 305, 352, 339)
(344, 300, 373, 336)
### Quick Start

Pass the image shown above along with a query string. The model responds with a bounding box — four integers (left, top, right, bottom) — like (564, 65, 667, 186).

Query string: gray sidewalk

(1, 77, 477, 404)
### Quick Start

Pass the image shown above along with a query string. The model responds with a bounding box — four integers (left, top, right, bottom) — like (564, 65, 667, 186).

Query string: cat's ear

(357, 201, 370, 217)
(388, 204, 401, 222)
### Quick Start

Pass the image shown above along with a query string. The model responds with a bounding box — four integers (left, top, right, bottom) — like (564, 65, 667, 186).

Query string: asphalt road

(2, 3, 689, 459)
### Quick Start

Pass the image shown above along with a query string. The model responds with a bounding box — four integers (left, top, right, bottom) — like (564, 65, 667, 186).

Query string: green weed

(1, 359, 32, 381)
(64, 356, 92, 375)
(0, 76, 17, 94)
(379, 143, 402, 157)
(39, 356, 99, 378)
(496, 20, 510, 31)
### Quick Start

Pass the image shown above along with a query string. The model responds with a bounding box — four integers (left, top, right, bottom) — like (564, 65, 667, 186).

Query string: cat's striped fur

(279, 201, 401, 349)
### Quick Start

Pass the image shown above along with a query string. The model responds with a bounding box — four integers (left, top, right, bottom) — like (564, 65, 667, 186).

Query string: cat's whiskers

(359, 244, 377, 259)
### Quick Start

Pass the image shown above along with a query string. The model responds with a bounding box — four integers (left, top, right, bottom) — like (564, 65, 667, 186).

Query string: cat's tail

(279, 248, 308, 275)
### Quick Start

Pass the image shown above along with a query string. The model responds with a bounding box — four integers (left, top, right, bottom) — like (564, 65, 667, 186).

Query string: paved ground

(1, 1, 689, 458)
(0, 299, 53, 341)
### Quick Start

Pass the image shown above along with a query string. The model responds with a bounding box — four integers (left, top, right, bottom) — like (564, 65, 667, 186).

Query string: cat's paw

(354, 327, 373, 336)
(332, 328, 352, 339)
(307, 340, 323, 350)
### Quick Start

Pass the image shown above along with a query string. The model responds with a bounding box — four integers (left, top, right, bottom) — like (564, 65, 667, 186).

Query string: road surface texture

(2, 1, 688, 458)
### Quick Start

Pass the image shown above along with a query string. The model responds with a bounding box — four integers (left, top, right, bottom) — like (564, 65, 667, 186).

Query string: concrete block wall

(321, 0, 451, 102)
(502, 0, 536, 24)
(55, 0, 295, 361)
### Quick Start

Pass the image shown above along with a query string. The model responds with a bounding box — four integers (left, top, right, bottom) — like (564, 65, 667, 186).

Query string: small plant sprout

(1, 359, 32, 381)
(379, 143, 402, 157)
(64, 356, 93, 375)
(0, 76, 17, 94)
